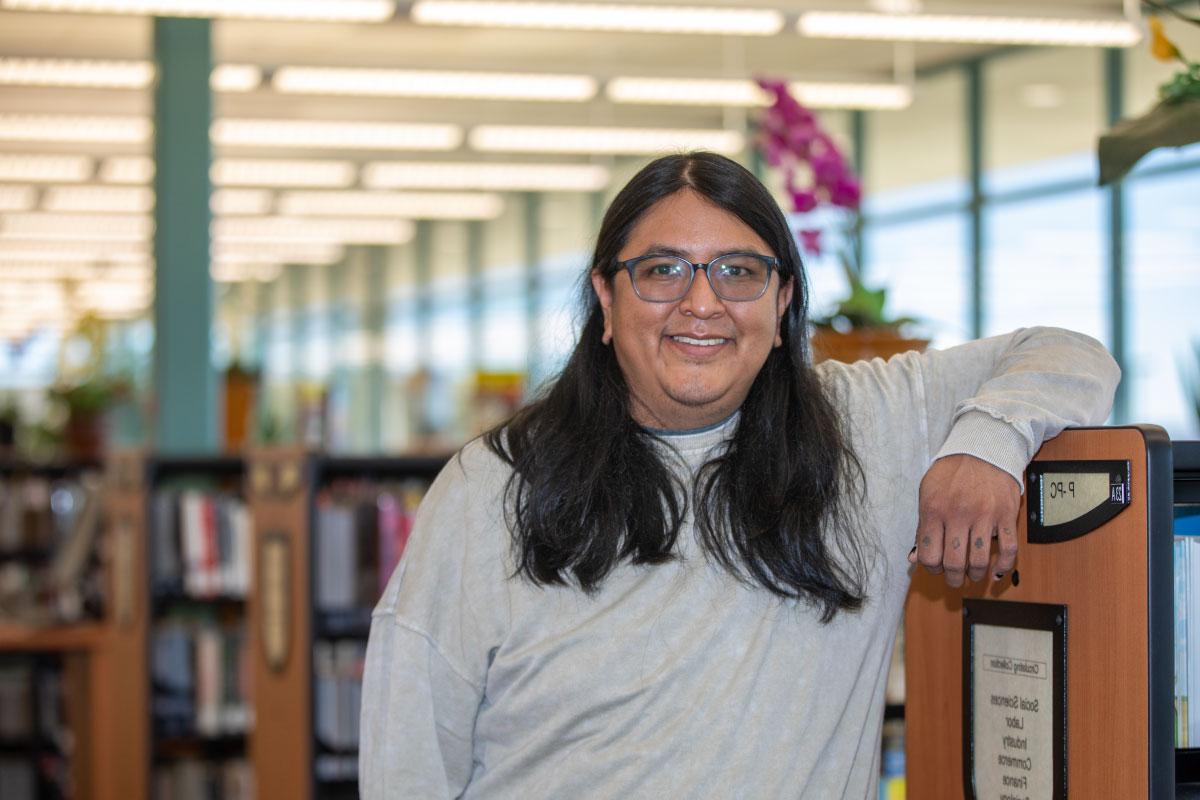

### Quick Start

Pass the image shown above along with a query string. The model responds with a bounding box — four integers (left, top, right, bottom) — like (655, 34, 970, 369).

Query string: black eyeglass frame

(615, 252, 782, 303)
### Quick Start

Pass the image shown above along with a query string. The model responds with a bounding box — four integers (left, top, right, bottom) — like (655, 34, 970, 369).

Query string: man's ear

(591, 270, 614, 345)
(774, 276, 794, 347)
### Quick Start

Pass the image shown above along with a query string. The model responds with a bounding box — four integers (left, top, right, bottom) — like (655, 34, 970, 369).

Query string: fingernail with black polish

(995, 572, 1005, 579)
(909, 545, 917, 555)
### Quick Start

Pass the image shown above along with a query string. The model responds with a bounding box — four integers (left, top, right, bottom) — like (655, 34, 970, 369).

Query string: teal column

(1105, 48, 1129, 423)
(467, 221, 484, 373)
(326, 259, 350, 451)
(850, 110, 866, 270)
(287, 264, 307, 385)
(523, 193, 542, 383)
(414, 222, 433, 370)
(966, 60, 985, 340)
(365, 247, 387, 450)
(153, 17, 214, 453)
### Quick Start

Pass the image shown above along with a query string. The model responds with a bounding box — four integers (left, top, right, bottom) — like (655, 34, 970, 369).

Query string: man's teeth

(671, 335, 727, 347)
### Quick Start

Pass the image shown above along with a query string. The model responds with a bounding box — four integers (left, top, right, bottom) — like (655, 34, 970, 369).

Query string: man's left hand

(908, 454, 1021, 588)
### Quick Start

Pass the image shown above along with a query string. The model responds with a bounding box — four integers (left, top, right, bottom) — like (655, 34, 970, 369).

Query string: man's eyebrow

(637, 244, 770, 258)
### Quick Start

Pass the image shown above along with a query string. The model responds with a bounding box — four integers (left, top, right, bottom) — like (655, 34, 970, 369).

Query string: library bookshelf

(247, 449, 448, 800)
(0, 457, 110, 800)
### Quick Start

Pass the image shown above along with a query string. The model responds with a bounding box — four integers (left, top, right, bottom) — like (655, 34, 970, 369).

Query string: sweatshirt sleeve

(359, 443, 513, 799)
(916, 326, 1121, 489)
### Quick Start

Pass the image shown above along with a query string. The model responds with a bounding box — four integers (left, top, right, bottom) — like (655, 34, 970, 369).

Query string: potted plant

(1099, 2, 1200, 184)
(48, 374, 131, 462)
(755, 78, 928, 363)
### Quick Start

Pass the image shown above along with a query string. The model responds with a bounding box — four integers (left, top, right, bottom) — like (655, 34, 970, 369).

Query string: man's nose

(678, 267, 726, 318)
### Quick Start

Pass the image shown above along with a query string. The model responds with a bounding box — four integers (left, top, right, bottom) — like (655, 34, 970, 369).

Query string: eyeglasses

(616, 252, 780, 303)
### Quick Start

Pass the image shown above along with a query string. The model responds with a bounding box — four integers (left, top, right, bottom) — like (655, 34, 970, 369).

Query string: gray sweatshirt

(360, 327, 1120, 799)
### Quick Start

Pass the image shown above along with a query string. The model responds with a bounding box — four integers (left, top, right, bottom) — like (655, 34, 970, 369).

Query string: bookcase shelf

(0, 458, 111, 800)
(245, 448, 449, 800)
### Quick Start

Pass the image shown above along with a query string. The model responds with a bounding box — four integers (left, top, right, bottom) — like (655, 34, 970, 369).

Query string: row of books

(153, 758, 253, 800)
(151, 490, 252, 600)
(0, 477, 83, 555)
(1176, 532, 1200, 746)
(314, 480, 428, 612)
(152, 619, 252, 740)
(314, 640, 366, 753)
(0, 656, 65, 745)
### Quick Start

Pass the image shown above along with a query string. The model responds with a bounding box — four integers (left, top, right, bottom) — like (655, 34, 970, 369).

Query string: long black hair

(484, 151, 868, 622)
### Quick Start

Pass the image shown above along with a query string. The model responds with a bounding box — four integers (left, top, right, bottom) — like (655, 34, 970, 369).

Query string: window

(1127, 171, 1200, 438)
(983, 190, 1106, 342)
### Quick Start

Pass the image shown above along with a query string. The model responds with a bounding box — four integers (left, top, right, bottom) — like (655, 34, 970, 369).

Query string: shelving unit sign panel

(246, 449, 313, 800)
(905, 426, 1164, 800)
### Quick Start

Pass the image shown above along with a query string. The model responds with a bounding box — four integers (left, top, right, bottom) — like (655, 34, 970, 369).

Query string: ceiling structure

(0, 0, 1139, 337)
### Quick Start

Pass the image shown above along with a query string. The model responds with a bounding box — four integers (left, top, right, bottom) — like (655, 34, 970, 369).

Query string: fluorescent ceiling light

(0, 186, 38, 211)
(469, 124, 744, 155)
(212, 158, 356, 188)
(0, 0, 395, 22)
(212, 119, 462, 151)
(214, 217, 414, 245)
(42, 185, 154, 213)
(214, 242, 343, 266)
(791, 82, 912, 110)
(277, 190, 504, 219)
(212, 188, 273, 215)
(796, 11, 1142, 47)
(0, 213, 151, 243)
(0, 114, 151, 144)
(0, 57, 152, 88)
(0, 58, 262, 92)
(0, 244, 149, 263)
(211, 64, 262, 92)
(362, 161, 610, 191)
(273, 66, 596, 102)
(605, 78, 911, 110)
(99, 156, 154, 184)
(0, 155, 93, 183)
(0, 263, 149, 281)
(411, 0, 783, 35)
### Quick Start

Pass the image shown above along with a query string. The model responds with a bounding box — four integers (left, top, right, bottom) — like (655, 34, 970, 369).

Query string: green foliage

(48, 375, 132, 415)
(1160, 62, 1200, 105)
(811, 247, 919, 332)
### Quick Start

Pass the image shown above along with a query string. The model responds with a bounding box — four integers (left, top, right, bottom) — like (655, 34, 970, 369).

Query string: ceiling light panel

(605, 78, 912, 110)
(0, 57, 153, 88)
(361, 161, 610, 191)
(42, 185, 154, 213)
(0, 155, 93, 183)
(0, 115, 151, 144)
(0, 243, 149, 263)
(796, 12, 1142, 47)
(211, 64, 262, 92)
(1, 0, 396, 22)
(411, 1, 784, 35)
(277, 190, 504, 219)
(99, 156, 154, 184)
(0, 186, 38, 211)
(0, 58, 263, 92)
(211, 188, 274, 215)
(273, 66, 596, 102)
(791, 82, 912, 109)
(212, 119, 463, 151)
(214, 242, 344, 266)
(469, 125, 744, 155)
(0, 213, 151, 242)
(214, 216, 415, 245)
(212, 159, 356, 188)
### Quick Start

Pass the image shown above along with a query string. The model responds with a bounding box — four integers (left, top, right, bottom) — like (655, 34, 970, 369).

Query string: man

(360, 152, 1119, 798)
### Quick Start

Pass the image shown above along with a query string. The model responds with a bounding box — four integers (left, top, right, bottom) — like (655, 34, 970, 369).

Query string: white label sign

(972, 623, 1055, 800)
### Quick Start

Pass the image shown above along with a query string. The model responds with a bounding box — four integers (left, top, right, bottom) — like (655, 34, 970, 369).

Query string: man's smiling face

(592, 188, 794, 430)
